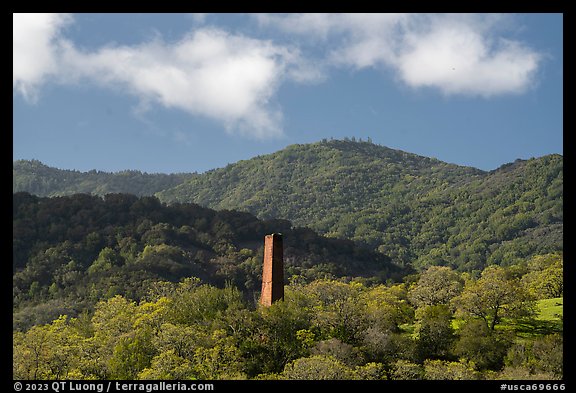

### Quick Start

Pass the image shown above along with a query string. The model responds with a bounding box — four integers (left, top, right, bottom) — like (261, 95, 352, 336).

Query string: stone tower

(260, 233, 284, 307)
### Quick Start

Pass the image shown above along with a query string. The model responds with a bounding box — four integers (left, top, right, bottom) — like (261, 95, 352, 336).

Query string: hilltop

(14, 139, 563, 272)
(156, 140, 563, 271)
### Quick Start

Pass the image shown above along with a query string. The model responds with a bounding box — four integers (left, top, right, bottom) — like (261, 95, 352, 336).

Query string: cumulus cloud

(255, 13, 541, 97)
(61, 29, 288, 137)
(13, 13, 543, 138)
(13, 13, 71, 100)
(256, 13, 407, 67)
(395, 15, 540, 96)
(13, 14, 297, 138)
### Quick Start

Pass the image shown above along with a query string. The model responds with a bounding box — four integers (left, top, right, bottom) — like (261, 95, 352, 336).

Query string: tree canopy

(14, 140, 563, 273)
(155, 140, 563, 272)
(13, 264, 563, 380)
(13, 192, 405, 331)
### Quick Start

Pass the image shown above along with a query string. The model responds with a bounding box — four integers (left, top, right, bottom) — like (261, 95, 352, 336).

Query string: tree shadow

(511, 317, 563, 337)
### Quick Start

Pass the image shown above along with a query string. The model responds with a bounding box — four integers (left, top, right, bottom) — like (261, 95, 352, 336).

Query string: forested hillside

(13, 192, 404, 331)
(12, 191, 563, 380)
(156, 140, 563, 271)
(14, 140, 563, 273)
(12, 143, 564, 380)
(13, 159, 194, 197)
(14, 253, 563, 380)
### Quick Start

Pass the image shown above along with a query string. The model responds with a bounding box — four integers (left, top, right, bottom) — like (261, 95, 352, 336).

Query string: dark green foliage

(454, 319, 513, 370)
(15, 141, 562, 273)
(282, 355, 358, 380)
(12, 140, 563, 380)
(414, 305, 456, 361)
(408, 266, 464, 307)
(153, 140, 562, 272)
(521, 254, 563, 299)
(454, 265, 535, 331)
(13, 192, 405, 331)
(14, 276, 561, 380)
(13, 159, 194, 197)
(246, 293, 315, 375)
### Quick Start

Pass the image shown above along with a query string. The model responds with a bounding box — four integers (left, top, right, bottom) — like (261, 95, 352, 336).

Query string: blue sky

(13, 13, 563, 173)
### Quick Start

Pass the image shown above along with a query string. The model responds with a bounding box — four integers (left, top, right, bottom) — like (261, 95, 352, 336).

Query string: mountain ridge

(12, 159, 196, 197)
(13, 191, 405, 330)
(13, 139, 563, 272)
(154, 140, 562, 271)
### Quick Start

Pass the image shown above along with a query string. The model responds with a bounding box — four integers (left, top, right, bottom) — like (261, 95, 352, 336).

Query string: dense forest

(13, 159, 194, 197)
(12, 193, 563, 381)
(14, 255, 563, 380)
(15, 140, 563, 272)
(13, 192, 405, 331)
(156, 140, 563, 272)
(12, 139, 563, 381)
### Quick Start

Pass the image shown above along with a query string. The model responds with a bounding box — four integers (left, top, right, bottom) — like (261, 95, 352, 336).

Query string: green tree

(282, 355, 357, 380)
(88, 247, 120, 274)
(107, 296, 173, 379)
(13, 315, 84, 379)
(361, 325, 415, 373)
(153, 322, 205, 360)
(108, 330, 155, 379)
(167, 279, 245, 328)
(191, 329, 245, 379)
(364, 284, 414, 332)
(414, 305, 456, 361)
(408, 266, 464, 308)
(355, 362, 387, 380)
(89, 295, 138, 378)
(391, 360, 424, 380)
(138, 350, 196, 380)
(254, 289, 315, 374)
(455, 265, 535, 330)
(423, 359, 479, 380)
(522, 254, 563, 299)
(13, 324, 51, 379)
(305, 280, 368, 344)
(454, 319, 512, 370)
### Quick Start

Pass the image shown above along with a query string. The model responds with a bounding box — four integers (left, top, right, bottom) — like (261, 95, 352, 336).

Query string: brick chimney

(260, 233, 284, 307)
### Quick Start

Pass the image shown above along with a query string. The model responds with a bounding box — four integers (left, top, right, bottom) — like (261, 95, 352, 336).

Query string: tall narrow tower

(260, 233, 284, 307)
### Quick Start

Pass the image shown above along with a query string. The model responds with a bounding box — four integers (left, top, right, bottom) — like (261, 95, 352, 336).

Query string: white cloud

(61, 29, 289, 137)
(13, 13, 543, 139)
(255, 13, 541, 97)
(14, 15, 297, 138)
(255, 13, 406, 63)
(395, 16, 540, 96)
(13, 13, 71, 101)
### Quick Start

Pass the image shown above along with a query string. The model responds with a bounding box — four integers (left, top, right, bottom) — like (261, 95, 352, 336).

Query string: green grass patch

(402, 298, 563, 341)
(537, 297, 563, 321)
(503, 297, 563, 339)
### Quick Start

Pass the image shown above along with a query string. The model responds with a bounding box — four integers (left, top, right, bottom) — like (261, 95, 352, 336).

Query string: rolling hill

(14, 139, 563, 272)
(155, 140, 563, 271)
(13, 191, 405, 330)
(13, 159, 194, 197)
